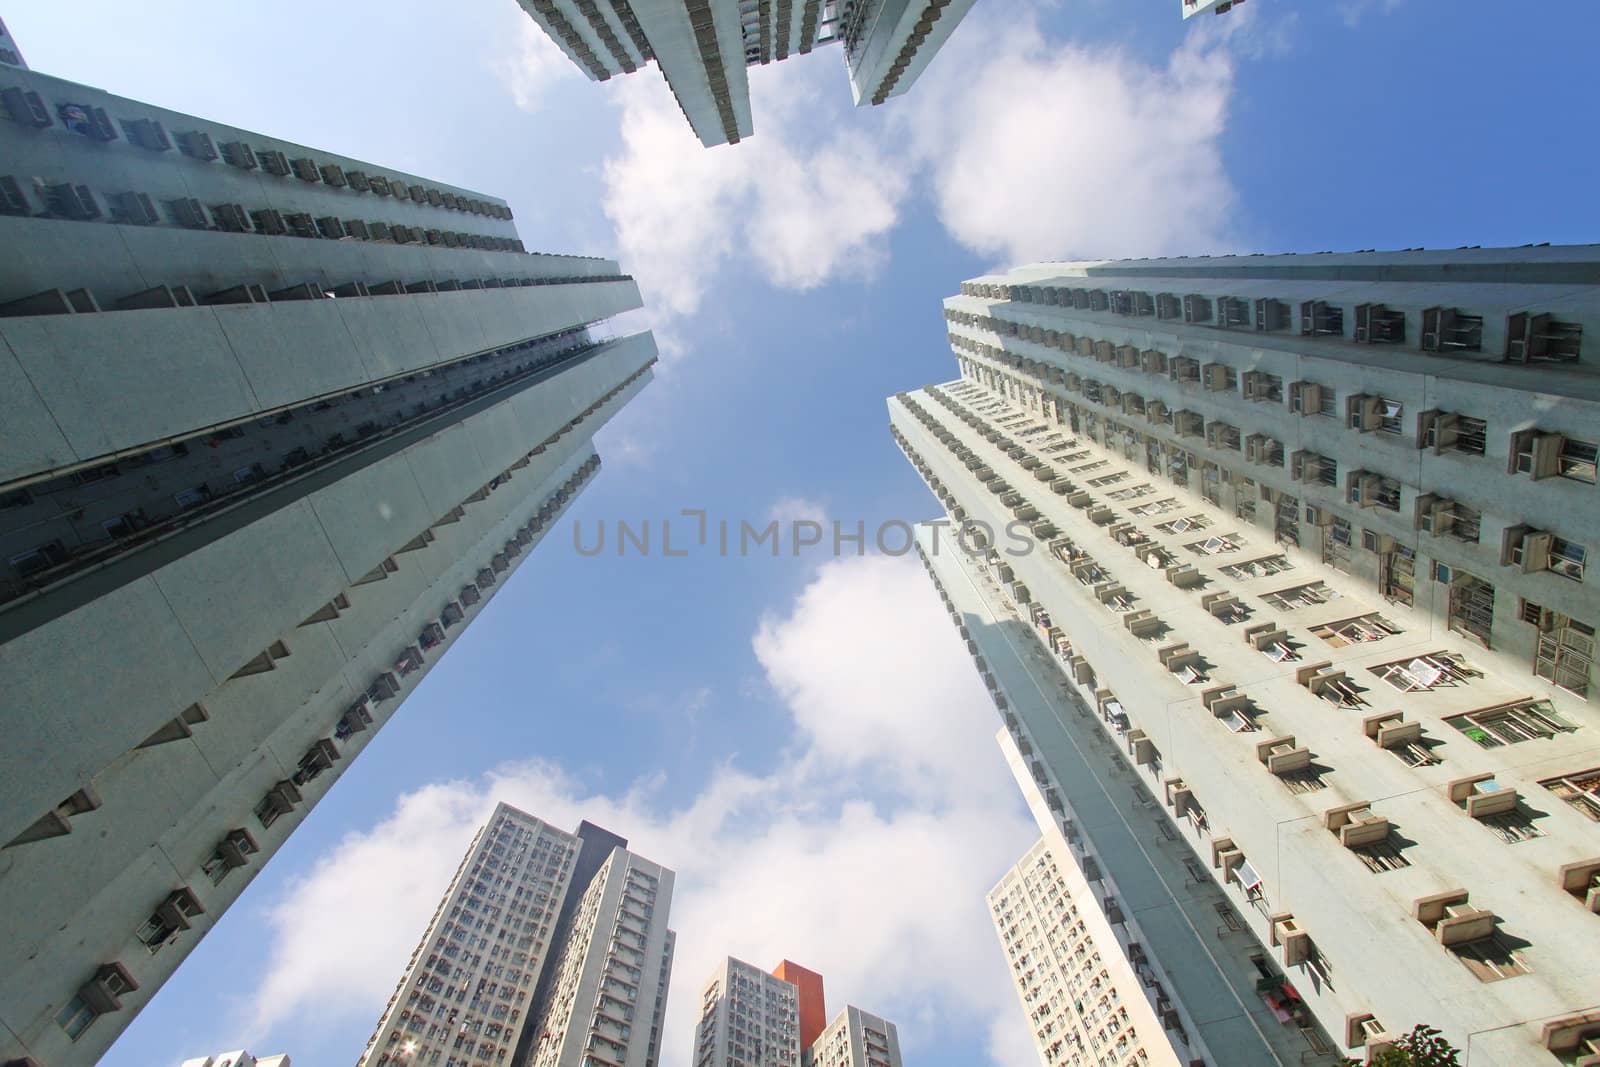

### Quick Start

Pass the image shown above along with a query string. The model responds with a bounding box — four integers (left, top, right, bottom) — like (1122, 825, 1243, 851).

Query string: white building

(525, 845, 676, 1067)
(0, 61, 654, 1067)
(806, 1006, 902, 1067)
(1181, 0, 1244, 19)
(990, 737, 1189, 1067)
(180, 1052, 290, 1067)
(692, 957, 803, 1067)
(512, 0, 980, 146)
(890, 245, 1600, 1066)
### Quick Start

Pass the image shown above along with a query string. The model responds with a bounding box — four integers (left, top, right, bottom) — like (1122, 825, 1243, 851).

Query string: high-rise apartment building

(805, 1006, 902, 1067)
(513, 0, 979, 146)
(358, 804, 676, 1067)
(693, 957, 803, 1067)
(180, 1051, 290, 1067)
(990, 732, 1188, 1067)
(523, 843, 675, 1067)
(692, 958, 903, 1067)
(890, 245, 1600, 1066)
(1181, 0, 1243, 19)
(0, 62, 655, 1067)
(0, 14, 26, 68)
(771, 960, 826, 1051)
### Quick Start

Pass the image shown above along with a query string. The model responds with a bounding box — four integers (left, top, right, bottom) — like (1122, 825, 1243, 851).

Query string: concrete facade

(0, 14, 25, 68)
(888, 245, 1600, 1067)
(989, 750, 1190, 1067)
(511, 0, 980, 146)
(180, 1051, 291, 1067)
(805, 1006, 902, 1067)
(357, 804, 584, 1066)
(692, 957, 803, 1067)
(0, 67, 656, 1067)
(1181, 0, 1243, 19)
(524, 847, 676, 1067)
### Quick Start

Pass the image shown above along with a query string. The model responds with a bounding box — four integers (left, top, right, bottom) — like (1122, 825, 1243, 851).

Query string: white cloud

(601, 57, 910, 321)
(1338, 0, 1402, 28)
(765, 495, 828, 528)
(493, 17, 584, 112)
(900, 14, 1240, 264)
(596, 11, 1243, 331)
(237, 555, 1036, 1065)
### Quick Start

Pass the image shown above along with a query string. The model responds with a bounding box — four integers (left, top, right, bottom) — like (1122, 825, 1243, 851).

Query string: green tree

(1341, 1025, 1463, 1067)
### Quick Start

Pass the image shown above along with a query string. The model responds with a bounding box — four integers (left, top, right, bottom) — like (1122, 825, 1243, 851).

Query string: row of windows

(958, 280, 1585, 364)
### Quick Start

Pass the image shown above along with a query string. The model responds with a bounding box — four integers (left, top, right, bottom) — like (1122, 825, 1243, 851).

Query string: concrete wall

(893, 372, 1600, 1066)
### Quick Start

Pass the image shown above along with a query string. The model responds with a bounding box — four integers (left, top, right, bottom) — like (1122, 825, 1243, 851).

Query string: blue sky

(10, 0, 1600, 1064)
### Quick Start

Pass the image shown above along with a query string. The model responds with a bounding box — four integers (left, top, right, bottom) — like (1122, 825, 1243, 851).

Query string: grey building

(357, 805, 675, 1067)
(0, 63, 654, 1067)
(513, 0, 980, 146)
(0, 14, 26, 69)
(891, 246, 1600, 1066)
(523, 842, 675, 1067)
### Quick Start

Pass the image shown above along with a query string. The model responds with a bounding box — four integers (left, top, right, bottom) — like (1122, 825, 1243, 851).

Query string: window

(1418, 410, 1487, 455)
(1445, 698, 1578, 747)
(1454, 935, 1532, 983)
(1421, 307, 1484, 352)
(1510, 430, 1597, 483)
(1301, 300, 1344, 337)
(1541, 767, 1600, 822)
(1242, 370, 1283, 402)
(1505, 312, 1581, 363)
(1355, 303, 1406, 343)
(56, 994, 96, 1039)
(1503, 527, 1586, 582)
(1289, 380, 1334, 417)
(1348, 471, 1402, 511)
(1525, 606, 1595, 697)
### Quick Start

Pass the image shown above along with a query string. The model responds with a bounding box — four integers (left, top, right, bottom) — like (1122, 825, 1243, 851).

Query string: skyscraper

(771, 960, 826, 1051)
(693, 957, 803, 1067)
(1181, 0, 1243, 18)
(691, 958, 902, 1067)
(989, 731, 1188, 1067)
(358, 805, 675, 1067)
(890, 245, 1600, 1066)
(180, 1051, 291, 1067)
(805, 1006, 902, 1067)
(522, 841, 676, 1067)
(513, 0, 980, 146)
(0, 63, 654, 1067)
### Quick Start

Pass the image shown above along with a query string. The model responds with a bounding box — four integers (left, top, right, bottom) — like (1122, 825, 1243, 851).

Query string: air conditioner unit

(290, 157, 320, 182)
(123, 118, 172, 151)
(219, 140, 257, 168)
(154, 887, 205, 931)
(78, 963, 138, 1015)
(167, 198, 209, 229)
(43, 182, 101, 220)
(210, 203, 251, 232)
(175, 130, 217, 161)
(1291, 382, 1323, 414)
(250, 208, 286, 235)
(257, 149, 290, 176)
(320, 163, 347, 187)
(1, 86, 53, 127)
(109, 190, 160, 225)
